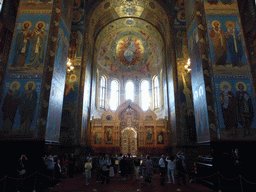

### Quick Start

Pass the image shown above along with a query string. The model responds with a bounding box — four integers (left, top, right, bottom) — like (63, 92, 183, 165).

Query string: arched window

(125, 81, 134, 102)
(140, 80, 150, 111)
(153, 76, 160, 109)
(99, 75, 106, 108)
(0, 0, 3, 12)
(110, 80, 119, 110)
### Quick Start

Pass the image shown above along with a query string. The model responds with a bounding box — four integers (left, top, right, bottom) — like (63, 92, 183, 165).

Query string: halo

(225, 20, 236, 29)
(35, 21, 46, 29)
(70, 74, 77, 81)
(220, 81, 231, 91)
(235, 81, 247, 91)
(177, 10, 186, 22)
(211, 20, 221, 28)
(21, 21, 32, 29)
(10, 81, 21, 90)
(25, 81, 36, 90)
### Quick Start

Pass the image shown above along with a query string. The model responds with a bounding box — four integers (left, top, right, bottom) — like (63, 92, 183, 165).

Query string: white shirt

(166, 158, 176, 170)
(158, 158, 165, 168)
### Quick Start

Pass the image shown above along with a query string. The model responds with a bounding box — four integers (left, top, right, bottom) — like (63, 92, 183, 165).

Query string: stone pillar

(61, 0, 86, 145)
(77, 1, 93, 146)
(166, 12, 180, 147)
(0, 0, 73, 143)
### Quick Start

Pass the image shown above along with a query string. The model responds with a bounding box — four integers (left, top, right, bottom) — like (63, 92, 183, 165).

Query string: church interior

(1, 0, 256, 190)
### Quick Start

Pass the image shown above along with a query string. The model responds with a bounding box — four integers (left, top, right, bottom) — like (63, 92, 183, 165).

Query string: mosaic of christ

(116, 35, 144, 67)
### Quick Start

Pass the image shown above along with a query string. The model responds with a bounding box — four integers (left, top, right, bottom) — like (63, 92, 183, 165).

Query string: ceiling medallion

(125, 19, 135, 26)
(116, 35, 143, 68)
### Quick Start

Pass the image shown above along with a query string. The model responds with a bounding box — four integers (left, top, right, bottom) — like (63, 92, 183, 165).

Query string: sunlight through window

(141, 80, 150, 111)
(110, 80, 119, 110)
(126, 81, 134, 101)
(153, 76, 160, 109)
(100, 76, 106, 108)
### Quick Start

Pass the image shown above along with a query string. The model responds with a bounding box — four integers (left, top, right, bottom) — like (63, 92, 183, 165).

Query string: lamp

(184, 58, 191, 73)
(67, 58, 74, 72)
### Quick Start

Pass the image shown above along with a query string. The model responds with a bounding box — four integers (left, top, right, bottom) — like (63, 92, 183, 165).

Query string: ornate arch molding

(101, 110, 116, 121)
(115, 100, 144, 120)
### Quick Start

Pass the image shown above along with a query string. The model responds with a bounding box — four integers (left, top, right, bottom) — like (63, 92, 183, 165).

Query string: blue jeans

(167, 168, 175, 184)
(85, 171, 90, 184)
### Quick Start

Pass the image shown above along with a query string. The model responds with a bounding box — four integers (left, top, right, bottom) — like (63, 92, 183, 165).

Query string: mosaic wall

(0, 75, 42, 137)
(0, 0, 53, 137)
(205, 2, 256, 139)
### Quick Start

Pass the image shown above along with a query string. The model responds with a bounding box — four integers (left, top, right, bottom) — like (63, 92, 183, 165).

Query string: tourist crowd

(5, 151, 189, 191)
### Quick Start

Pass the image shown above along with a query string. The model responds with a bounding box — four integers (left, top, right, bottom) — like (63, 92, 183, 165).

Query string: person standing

(86, 153, 93, 179)
(176, 151, 187, 187)
(46, 155, 55, 180)
(68, 154, 76, 178)
(117, 153, 123, 177)
(165, 156, 175, 184)
(119, 156, 128, 180)
(143, 155, 153, 185)
(55, 159, 62, 184)
(61, 154, 68, 178)
(127, 153, 134, 179)
(158, 154, 166, 186)
(97, 155, 103, 182)
(84, 159, 92, 185)
(109, 154, 115, 177)
(134, 156, 140, 180)
(101, 154, 111, 184)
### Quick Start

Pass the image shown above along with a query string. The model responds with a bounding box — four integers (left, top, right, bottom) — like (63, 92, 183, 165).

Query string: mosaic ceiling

(90, 0, 169, 39)
(95, 18, 164, 77)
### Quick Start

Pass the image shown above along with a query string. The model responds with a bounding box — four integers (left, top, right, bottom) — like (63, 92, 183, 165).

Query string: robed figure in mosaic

(219, 81, 237, 135)
(209, 20, 227, 66)
(27, 21, 47, 68)
(12, 21, 32, 68)
(19, 81, 37, 134)
(225, 21, 244, 67)
(235, 82, 254, 137)
(2, 81, 21, 132)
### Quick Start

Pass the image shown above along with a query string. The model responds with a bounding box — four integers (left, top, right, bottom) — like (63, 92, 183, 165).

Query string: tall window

(153, 76, 160, 109)
(110, 80, 119, 110)
(0, 0, 3, 12)
(140, 80, 150, 111)
(99, 76, 106, 108)
(125, 81, 134, 102)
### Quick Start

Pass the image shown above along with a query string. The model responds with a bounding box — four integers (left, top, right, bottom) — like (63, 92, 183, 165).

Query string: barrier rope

(218, 173, 239, 181)
(240, 175, 256, 185)
(1, 168, 256, 191)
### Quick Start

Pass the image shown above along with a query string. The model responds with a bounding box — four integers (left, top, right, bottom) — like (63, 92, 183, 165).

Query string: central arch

(121, 127, 137, 156)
